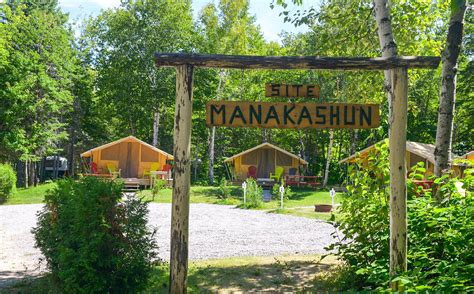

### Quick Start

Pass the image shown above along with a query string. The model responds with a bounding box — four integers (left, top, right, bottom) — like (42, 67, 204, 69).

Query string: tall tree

(0, 2, 76, 186)
(434, 0, 468, 177)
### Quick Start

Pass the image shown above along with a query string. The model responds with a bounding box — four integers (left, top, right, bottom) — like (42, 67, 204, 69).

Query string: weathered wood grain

(389, 67, 408, 278)
(155, 53, 440, 70)
(170, 64, 194, 294)
(265, 84, 320, 98)
(206, 101, 379, 129)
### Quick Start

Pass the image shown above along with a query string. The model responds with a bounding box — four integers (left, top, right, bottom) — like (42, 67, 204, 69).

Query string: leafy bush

(33, 177, 158, 293)
(0, 163, 16, 202)
(272, 180, 294, 200)
(328, 141, 474, 291)
(152, 178, 166, 201)
(217, 178, 231, 199)
(245, 178, 263, 208)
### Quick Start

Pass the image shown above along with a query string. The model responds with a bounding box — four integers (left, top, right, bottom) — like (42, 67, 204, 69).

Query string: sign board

(265, 84, 320, 98)
(206, 101, 380, 129)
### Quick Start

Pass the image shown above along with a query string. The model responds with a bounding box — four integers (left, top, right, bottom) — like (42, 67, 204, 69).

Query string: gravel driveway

(0, 203, 336, 287)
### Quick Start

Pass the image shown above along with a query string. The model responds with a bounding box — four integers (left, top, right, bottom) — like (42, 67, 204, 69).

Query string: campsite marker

(242, 181, 247, 208)
(330, 188, 336, 207)
(279, 185, 285, 209)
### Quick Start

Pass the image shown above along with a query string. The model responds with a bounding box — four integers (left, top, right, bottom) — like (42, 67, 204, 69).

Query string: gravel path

(0, 203, 336, 287)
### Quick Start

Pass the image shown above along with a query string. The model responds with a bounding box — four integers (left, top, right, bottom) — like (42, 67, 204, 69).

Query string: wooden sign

(265, 84, 320, 98)
(206, 101, 379, 129)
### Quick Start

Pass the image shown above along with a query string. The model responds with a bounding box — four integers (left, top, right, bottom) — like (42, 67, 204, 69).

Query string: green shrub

(152, 179, 166, 201)
(328, 141, 474, 292)
(245, 178, 263, 208)
(33, 176, 158, 293)
(217, 178, 231, 199)
(0, 163, 16, 202)
(272, 180, 294, 200)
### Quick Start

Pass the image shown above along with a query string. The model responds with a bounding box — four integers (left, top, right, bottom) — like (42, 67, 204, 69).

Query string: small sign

(265, 84, 320, 98)
(206, 101, 380, 129)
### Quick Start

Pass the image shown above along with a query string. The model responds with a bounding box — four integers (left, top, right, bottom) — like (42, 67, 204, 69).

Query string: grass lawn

(3, 181, 342, 221)
(4, 182, 57, 205)
(7, 254, 341, 293)
(149, 254, 341, 293)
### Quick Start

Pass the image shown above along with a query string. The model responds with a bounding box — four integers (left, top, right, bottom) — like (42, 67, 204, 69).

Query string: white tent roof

(80, 136, 173, 159)
(224, 142, 308, 165)
(339, 140, 439, 164)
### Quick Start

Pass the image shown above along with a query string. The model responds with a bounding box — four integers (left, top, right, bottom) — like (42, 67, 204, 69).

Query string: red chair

(91, 162, 98, 174)
(162, 164, 171, 172)
(247, 166, 257, 179)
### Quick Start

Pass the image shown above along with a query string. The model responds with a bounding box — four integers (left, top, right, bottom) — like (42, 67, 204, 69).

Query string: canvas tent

(339, 140, 457, 177)
(80, 136, 173, 178)
(224, 143, 308, 181)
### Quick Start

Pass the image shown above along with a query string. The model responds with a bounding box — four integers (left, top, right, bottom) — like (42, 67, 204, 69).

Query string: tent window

(141, 145, 159, 162)
(101, 144, 120, 160)
(276, 151, 293, 166)
(242, 151, 258, 165)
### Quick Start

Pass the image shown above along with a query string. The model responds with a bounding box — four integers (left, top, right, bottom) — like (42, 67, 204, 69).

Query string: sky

(58, 0, 313, 43)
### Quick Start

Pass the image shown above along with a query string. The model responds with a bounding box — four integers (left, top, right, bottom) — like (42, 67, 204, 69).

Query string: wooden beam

(155, 53, 440, 70)
(389, 67, 408, 288)
(169, 64, 194, 293)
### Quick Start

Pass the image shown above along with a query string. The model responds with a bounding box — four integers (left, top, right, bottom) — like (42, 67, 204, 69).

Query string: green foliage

(328, 141, 474, 291)
(245, 178, 263, 208)
(217, 178, 231, 199)
(272, 180, 294, 200)
(152, 179, 166, 201)
(0, 163, 16, 202)
(33, 177, 158, 293)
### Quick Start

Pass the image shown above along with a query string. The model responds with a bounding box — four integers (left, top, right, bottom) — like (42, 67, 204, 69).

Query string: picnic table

(285, 175, 321, 188)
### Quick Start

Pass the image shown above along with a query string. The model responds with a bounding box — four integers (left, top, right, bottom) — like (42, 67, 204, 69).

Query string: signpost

(154, 53, 440, 293)
(206, 101, 380, 129)
(279, 185, 285, 209)
(329, 188, 336, 207)
(242, 181, 247, 209)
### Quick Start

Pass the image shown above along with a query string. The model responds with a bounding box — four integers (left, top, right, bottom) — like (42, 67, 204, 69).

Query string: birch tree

(434, 0, 468, 177)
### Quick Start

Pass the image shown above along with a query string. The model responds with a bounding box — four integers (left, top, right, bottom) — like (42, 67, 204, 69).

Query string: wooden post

(389, 67, 408, 287)
(170, 64, 194, 293)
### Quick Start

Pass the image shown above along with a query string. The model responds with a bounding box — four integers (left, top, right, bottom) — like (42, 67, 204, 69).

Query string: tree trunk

(374, 0, 398, 109)
(170, 64, 194, 294)
(152, 110, 160, 147)
(434, 0, 467, 177)
(298, 130, 306, 160)
(208, 127, 216, 184)
(323, 130, 334, 187)
(208, 70, 224, 185)
(24, 159, 28, 188)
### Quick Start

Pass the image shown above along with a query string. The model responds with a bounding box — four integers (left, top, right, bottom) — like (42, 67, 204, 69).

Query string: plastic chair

(107, 163, 121, 178)
(91, 162, 98, 174)
(270, 166, 284, 182)
(144, 162, 161, 177)
(247, 166, 257, 179)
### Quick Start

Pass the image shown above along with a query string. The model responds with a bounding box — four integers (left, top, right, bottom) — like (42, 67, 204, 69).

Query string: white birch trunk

(434, 0, 467, 177)
(374, 0, 398, 111)
(152, 110, 160, 147)
(323, 130, 334, 187)
(208, 70, 224, 185)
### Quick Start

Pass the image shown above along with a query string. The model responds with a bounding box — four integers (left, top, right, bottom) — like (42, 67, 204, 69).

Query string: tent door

(119, 142, 140, 178)
(257, 148, 275, 178)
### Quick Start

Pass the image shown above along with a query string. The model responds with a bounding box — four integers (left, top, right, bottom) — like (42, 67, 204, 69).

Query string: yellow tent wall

(82, 136, 172, 178)
(227, 144, 307, 181)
